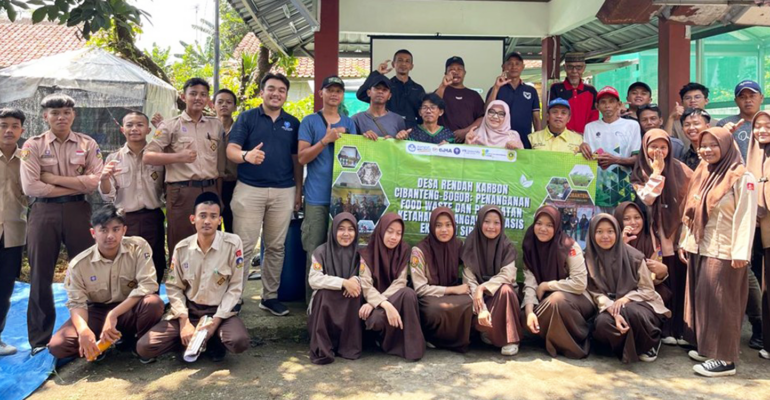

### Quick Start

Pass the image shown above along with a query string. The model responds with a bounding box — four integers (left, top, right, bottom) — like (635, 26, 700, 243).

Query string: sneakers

(425, 342, 436, 349)
(676, 338, 691, 347)
(749, 323, 763, 350)
(639, 341, 661, 362)
(30, 346, 47, 356)
(661, 336, 678, 346)
(688, 350, 709, 362)
(132, 350, 156, 364)
(479, 332, 492, 346)
(693, 359, 736, 377)
(501, 343, 519, 356)
(760, 349, 770, 360)
(259, 299, 289, 316)
(0, 341, 17, 356)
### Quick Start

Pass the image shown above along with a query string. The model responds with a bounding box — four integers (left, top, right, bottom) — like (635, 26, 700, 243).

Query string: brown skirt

(660, 255, 687, 339)
(419, 294, 473, 353)
(535, 291, 595, 359)
(308, 289, 363, 365)
(365, 287, 425, 361)
(764, 248, 770, 352)
(592, 302, 662, 363)
(684, 254, 748, 362)
(474, 284, 523, 347)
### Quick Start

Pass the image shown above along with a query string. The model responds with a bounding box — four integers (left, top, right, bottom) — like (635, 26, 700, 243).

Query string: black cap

(505, 52, 524, 63)
(321, 75, 345, 90)
(627, 81, 652, 95)
(193, 192, 221, 213)
(369, 74, 391, 90)
(445, 56, 465, 71)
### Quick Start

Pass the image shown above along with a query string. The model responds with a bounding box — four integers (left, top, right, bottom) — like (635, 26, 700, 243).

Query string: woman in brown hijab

(679, 127, 757, 377)
(631, 129, 693, 347)
(359, 213, 425, 361)
(748, 110, 770, 361)
(586, 214, 670, 364)
(522, 205, 594, 359)
(410, 207, 473, 352)
(613, 202, 673, 339)
(307, 213, 364, 365)
(460, 205, 530, 356)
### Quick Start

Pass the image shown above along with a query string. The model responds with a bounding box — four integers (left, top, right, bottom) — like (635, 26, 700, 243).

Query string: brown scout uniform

(20, 130, 103, 348)
(145, 112, 225, 260)
(136, 231, 249, 359)
(100, 145, 166, 282)
(0, 147, 26, 336)
(47, 236, 164, 358)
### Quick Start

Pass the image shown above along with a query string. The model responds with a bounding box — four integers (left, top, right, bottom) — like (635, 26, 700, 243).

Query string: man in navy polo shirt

(226, 73, 302, 317)
(485, 51, 541, 149)
(298, 75, 358, 302)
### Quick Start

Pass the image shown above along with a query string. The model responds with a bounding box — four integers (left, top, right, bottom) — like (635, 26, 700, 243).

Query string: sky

(133, 0, 215, 58)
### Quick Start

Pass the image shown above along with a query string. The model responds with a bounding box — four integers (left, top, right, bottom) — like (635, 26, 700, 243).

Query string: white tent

(0, 47, 177, 151)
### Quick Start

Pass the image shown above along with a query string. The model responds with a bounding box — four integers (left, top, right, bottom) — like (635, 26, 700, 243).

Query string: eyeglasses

(565, 64, 584, 71)
(487, 110, 507, 118)
(420, 105, 438, 112)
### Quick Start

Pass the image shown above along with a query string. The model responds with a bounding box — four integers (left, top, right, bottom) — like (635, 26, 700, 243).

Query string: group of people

(0, 46, 767, 379)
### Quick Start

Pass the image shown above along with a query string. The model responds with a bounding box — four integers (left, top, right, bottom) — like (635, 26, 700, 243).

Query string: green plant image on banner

(331, 135, 599, 256)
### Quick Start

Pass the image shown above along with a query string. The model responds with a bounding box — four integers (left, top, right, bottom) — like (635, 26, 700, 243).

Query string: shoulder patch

(20, 149, 30, 161)
(95, 148, 103, 159)
(748, 182, 755, 191)
(154, 129, 163, 138)
(569, 248, 578, 257)
(312, 261, 322, 271)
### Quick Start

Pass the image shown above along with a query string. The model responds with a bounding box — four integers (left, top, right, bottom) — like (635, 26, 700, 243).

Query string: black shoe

(749, 323, 763, 350)
(132, 350, 156, 364)
(259, 299, 289, 316)
(30, 346, 47, 356)
(693, 359, 736, 377)
(639, 341, 661, 362)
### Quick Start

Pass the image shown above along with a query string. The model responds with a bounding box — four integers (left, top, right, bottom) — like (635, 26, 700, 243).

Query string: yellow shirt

(528, 127, 582, 154)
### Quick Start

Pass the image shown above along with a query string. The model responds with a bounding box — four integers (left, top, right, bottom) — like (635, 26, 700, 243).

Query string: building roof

(0, 19, 86, 68)
(234, 32, 369, 79)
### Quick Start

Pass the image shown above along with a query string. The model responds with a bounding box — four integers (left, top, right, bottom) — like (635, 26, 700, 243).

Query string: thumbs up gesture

(245, 142, 265, 165)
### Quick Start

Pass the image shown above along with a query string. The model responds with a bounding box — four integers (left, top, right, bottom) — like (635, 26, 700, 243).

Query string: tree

(1, 0, 148, 40)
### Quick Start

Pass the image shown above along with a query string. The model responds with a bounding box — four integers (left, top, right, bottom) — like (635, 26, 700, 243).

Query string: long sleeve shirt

(546, 242, 590, 299)
(409, 247, 449, 298)
(166, 231, 244, 320)
(64, 237, 158, 310)
(359, 258, 408, 308)
(680, 172, 758, 261)
(587, 259, 671, 317)
(634, 175, 676, 257)
(462, 261, 538, 308)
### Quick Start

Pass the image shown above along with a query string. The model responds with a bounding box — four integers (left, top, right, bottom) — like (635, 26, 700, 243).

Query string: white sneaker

(425, 341, 436, 349)
(480, 332, 492, 346)
(661, 336, 678, 346)
(759, 349, 770, 360)
(0, 341, 17, 356)
(693, 359, 736, 377)
(688, 350, 709, 362)
(677, 338, 691, 346)
(501, 343, 519, 356)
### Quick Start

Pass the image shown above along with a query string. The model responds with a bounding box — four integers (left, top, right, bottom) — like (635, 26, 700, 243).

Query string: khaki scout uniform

(136, 231, 249, 359)
(20, 130, 103, 348)
(100, 145, 166, 281)
(0, 147, 27, 336)
(47, 236, 164, 359)
(145, 112, 226, 258)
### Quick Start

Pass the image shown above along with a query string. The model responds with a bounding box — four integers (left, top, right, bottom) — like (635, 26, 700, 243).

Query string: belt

(126, 208, 161, 215)
(34, 195, 86, 204)
(169, 179, 217, 188)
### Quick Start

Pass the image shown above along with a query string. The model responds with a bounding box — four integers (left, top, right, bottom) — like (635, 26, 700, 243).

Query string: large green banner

(331, 135, 599, 251)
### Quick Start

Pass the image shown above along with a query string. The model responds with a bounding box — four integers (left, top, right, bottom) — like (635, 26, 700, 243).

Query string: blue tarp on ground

(0, 282, 168, 400)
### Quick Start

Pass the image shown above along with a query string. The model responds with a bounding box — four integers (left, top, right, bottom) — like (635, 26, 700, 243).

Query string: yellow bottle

(86, 332, 122, 362)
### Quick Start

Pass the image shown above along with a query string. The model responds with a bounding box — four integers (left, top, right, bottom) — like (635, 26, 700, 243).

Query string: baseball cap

(627, 81, 651, 94)
(321, 75, 345, 90)
(596, 86, 620, 101)
(548, 98, 571, 110)
(734, 80, 762, 96)
(369, 74, 391, 90)
(505, 52, 524, 63)
(445, 56, 465, 71)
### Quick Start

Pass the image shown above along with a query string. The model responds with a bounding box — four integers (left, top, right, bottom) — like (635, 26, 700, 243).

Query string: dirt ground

(28, 279, 770, 400)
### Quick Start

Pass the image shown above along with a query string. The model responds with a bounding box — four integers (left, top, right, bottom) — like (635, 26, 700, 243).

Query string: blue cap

(735, 80, 762, 96)
(548, 98, 571, 110)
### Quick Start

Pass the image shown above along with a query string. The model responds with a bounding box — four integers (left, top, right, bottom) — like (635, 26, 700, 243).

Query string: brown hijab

(613, 201, 656, 259)
(359, 213, 411, 293)
(682, 127, 747, 241)
(522, 205, 574, 283)
(415, 207, 463, 286)
(460, 205, 518, 283)
(630, 129, 692, 238)
(585, 214, 644, 299)
(312, 212, 360, 279)
(747, 110, 770, 218)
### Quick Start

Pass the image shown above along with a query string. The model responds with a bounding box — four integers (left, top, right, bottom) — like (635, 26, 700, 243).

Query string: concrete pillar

(658, 18, 690, 119)
(313, 0, 340, 111)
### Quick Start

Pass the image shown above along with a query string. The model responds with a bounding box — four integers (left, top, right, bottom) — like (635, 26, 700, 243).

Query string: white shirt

(583, 118, 642, 207)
